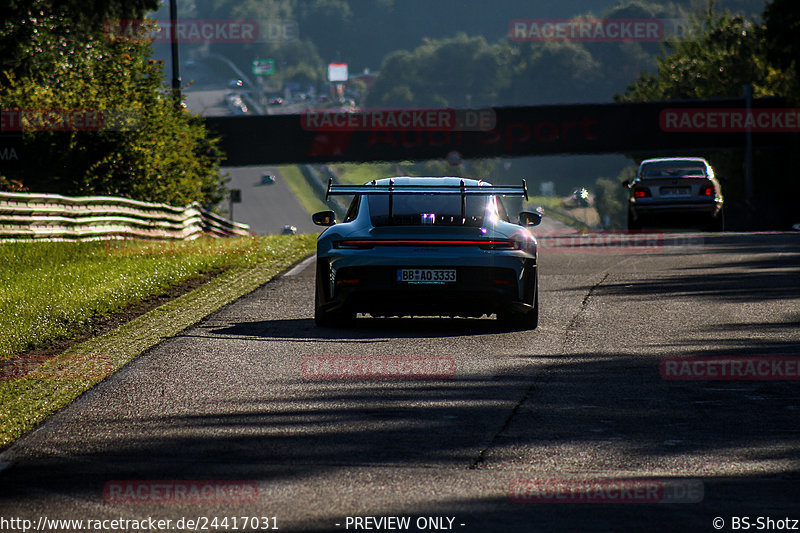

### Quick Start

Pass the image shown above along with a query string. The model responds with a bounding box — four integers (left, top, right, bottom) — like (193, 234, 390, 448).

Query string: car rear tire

(314, 268, 353, 327)
(497, 270, 539, 330)
(708, 211, 724, 232)
(627, 209, 641, 231)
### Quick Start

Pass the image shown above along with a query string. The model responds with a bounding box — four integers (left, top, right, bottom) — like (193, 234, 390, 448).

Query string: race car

(311, 176, 542, 328)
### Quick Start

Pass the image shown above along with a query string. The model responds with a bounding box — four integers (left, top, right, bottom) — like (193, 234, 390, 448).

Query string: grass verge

(0, 235, 316, 448)
(525, 196, 595, 231)
(330, 163, 397, 185)
(277, 164, 329, 214)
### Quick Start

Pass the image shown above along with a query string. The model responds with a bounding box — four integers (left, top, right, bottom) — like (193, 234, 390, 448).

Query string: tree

(0, 0, 160, 78)
(366, 34, 510, 108)
(763, 0, 800, 92)
(593, 169, 634, 229)
(0, 2, 225, 206)
(614, 1, 800, 229)
(616, 4, 784, 101)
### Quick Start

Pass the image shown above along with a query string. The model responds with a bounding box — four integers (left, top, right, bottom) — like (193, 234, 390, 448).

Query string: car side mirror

(518, 211, 542, 227)
(312, 210, 336, 226)
(621, 179, 630, 188)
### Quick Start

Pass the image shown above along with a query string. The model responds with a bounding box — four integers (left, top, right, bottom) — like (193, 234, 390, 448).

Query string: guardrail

(0, 191, 251, 240)
(300, 164, 347, 218)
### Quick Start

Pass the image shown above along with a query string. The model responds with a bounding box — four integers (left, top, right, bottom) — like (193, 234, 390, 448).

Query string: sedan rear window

(640, 163, 706, 178)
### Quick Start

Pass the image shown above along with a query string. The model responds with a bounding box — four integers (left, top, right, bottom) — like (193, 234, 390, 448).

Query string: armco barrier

(0, 191, 250, 240)
(300, 164, 346, 218)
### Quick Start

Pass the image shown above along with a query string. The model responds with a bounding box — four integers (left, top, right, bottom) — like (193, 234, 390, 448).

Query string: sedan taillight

(699, 184, 715, 196)
(633, 187, 651, 198)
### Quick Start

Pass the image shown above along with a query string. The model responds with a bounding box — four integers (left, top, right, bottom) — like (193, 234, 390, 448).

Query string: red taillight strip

(335, 239, 519, 248)
(340, 239, 511, 245)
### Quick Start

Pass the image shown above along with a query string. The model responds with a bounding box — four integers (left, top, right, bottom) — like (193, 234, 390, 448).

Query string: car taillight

(699, 184, 715, 196)
(479, 239, 521, 250)
(633, 187, 651, 198)
(333, 240, 375, 249)
(334, 239, 522, 249)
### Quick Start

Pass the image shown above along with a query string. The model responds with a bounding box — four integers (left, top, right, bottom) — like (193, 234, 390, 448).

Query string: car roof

(639, 157, 708, 165)
(368, 176, 488, 187)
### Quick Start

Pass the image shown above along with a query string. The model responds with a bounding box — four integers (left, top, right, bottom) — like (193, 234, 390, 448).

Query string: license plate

(660, 187, 691, 197)
(397, 268, 456, 284)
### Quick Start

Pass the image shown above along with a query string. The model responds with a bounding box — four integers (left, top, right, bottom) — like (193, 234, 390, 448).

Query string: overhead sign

(328, 63, 348, 82)
(252, 58, 274, 76)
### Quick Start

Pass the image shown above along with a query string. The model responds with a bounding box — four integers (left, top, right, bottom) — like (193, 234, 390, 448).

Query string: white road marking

(284, 255, 314, 277)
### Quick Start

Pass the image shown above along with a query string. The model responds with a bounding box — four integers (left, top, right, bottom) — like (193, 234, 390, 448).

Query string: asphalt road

(220, 166, 318, 235)
(1, 229, 799, 532)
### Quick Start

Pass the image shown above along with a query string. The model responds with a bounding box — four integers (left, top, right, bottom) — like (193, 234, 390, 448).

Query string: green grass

(0, 234, 316, 447)
(524, 196, 594, 231)
(525, 195, 566, 210)
(331, 163, 398, 185)
(0, 236, 313, 361)
(277, 164, 329, 214)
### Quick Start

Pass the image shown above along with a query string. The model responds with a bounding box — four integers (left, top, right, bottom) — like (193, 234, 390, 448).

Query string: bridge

(203, 97, 788, 166)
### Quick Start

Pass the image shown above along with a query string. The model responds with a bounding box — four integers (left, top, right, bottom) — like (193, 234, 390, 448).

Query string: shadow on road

(201, 316, 508, 341)
(2, 335, 799, 531)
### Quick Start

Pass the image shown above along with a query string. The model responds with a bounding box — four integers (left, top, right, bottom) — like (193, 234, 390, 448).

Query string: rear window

(640, 162, 706, 178)
(366, 194, 506, 227)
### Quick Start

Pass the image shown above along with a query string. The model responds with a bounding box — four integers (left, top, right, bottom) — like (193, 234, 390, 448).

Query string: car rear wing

(326, 178, 528, 201)
(326, 178, 528, 227)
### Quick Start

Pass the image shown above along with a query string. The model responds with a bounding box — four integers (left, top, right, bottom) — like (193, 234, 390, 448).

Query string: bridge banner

(202, 97, 789, 166)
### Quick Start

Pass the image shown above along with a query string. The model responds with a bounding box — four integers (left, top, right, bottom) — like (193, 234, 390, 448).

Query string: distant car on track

(311, 176, 542, 328)
(623, 157, 724, 231)
(280, 225, 297, 235)
(261, 174, 275, 185)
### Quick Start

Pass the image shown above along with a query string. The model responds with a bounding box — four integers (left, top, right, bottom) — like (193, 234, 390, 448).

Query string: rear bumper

(316, 262, 536, 316)
(630, 199, 722, 217)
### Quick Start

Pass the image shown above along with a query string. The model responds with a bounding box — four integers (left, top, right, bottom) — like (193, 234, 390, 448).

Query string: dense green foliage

(617, 3, 796, 101)
(614, 0, 799, 228)
(0, 0, 226, 206)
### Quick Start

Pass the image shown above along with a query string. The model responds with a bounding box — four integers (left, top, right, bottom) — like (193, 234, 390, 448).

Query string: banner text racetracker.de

(201, 97, 789, 166)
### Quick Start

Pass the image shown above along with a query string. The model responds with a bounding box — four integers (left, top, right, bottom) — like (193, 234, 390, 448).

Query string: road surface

(220, 166, 317, 235)
(1, 228, 798, 532)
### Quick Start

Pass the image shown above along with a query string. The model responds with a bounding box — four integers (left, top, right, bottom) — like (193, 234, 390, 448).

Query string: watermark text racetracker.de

(0, 516, 280, 532)
(534, 230, 703, 253)
(104, 19, 299, 43)
(509, 18, 692, 42)
(508, 478, 704, 504)
(0, 354, 112, 381)
(1, 108, 142, 132)
(660, 108, 800, 132)
(301, 356, 457, 380)
(661, 357, 800, 381)
(301, 108, 496, 132)
(104, 480, 258, 504)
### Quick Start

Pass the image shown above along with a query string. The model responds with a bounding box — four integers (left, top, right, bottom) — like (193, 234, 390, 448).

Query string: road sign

(230, 189, 242, 203)
(252, 58, 274, 76)
(328, 63, 348, 82)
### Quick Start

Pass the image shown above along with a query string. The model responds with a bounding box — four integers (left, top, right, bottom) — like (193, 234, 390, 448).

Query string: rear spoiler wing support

(325, 178, 528, 226)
